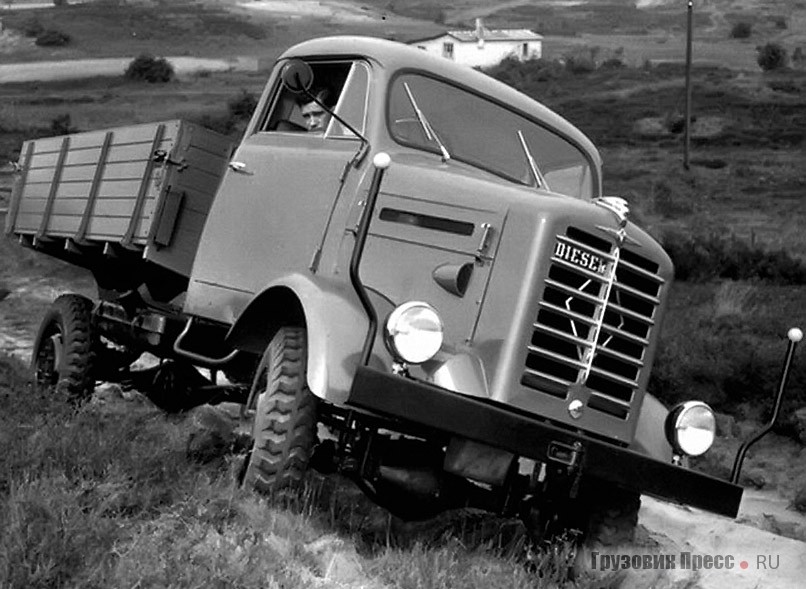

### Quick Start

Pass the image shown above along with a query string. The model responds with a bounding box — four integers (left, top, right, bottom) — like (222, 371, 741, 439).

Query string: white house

(409, 19, 543, 68)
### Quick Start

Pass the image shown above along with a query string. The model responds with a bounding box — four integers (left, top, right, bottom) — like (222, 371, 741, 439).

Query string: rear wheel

(243, 327, 318, 495)
(32, 294, 95, 399)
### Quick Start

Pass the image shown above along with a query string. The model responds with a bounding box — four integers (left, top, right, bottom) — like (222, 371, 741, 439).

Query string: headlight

(384, 302, 443, 364)
(665, 401, 716, 457)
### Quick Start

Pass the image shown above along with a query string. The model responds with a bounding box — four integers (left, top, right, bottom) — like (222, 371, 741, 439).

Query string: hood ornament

(594, 196, 640, 247)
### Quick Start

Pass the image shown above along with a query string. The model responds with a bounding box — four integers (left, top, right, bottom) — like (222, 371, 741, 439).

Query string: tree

(756, 42, 789, 71)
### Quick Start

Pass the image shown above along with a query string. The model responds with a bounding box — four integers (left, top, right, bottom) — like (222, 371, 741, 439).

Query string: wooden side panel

(144, 123, 234, 276)
(7, 119, 232, 279)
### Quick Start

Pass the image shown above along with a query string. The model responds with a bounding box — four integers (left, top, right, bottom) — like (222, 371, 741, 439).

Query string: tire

(243, 327, 318, 495)
(579, 482, 641, 547)
(32, 294, 95, 399)
(523, 480, 640, 548)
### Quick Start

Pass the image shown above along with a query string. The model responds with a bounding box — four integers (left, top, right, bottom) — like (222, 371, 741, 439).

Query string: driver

(300, 88, 333, 133)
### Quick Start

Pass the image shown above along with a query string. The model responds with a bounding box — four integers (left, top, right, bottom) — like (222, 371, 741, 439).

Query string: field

(1, 0, 806, 587)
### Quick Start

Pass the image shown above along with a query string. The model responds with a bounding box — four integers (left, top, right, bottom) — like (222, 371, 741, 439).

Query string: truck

(7, 35, 793, 545)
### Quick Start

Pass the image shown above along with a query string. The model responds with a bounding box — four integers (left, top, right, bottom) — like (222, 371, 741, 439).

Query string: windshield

(387, 74, 594, 199)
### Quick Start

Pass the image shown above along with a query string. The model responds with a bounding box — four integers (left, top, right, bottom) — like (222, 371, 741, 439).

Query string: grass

(0, 354, 605, 589)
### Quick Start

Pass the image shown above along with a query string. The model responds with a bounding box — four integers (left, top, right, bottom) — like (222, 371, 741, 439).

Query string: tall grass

(0, 354, 604, 588)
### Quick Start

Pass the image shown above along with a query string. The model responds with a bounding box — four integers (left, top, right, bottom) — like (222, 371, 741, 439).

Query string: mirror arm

(298, 88, 369, 147)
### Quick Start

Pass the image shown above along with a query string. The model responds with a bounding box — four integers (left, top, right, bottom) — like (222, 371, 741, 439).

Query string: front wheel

(243, 327, 318, 495)
(581, 483, 641, 547)
(31, 294, 95, 400)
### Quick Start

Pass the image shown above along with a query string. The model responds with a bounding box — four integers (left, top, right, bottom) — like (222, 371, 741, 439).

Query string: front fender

(226, 273, 394, 405)
(631, 393, 674, 462)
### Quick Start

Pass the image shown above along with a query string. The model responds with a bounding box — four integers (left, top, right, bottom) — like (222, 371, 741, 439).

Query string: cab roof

(280, 36, 602, 170)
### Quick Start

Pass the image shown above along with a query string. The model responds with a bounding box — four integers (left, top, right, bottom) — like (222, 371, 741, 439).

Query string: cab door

(185, 60, 370, 325)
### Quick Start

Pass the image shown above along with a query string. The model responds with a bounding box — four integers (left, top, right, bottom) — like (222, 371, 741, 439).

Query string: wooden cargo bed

(5, 120, 233, 280)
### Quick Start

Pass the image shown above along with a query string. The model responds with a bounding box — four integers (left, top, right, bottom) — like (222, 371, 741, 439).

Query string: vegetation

(757, 42, 789, 71)
(124, 54, 175, 83)
(34, 29, 71, 47)
(730, 22, 752, 39)
(0, 354, 594, 588)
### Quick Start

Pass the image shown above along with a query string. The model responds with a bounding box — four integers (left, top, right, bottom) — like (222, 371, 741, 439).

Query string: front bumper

(347, 366, 743, 518)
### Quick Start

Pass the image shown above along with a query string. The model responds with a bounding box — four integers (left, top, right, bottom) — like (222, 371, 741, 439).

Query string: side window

(261, 60, 357, 135)
(326, 62, 370, 139)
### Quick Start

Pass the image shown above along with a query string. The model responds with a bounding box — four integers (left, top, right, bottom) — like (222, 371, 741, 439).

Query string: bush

(50, 113, 77, 135)
(757, 42, 789, 71)
(35, 29, 71, 47)
(730, 22, 752, 39)
(564, 55, 596, 74)
(124, 54, 175, 83)
(600, 57, 625, 70)
(662, 230, 806, 284)
(227, 89, 257, 120)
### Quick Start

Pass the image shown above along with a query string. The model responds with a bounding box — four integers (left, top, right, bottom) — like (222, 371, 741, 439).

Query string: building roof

(410, 28, 543, 45)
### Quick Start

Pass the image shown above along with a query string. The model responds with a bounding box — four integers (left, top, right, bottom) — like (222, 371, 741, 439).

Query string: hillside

(1, 1, 806, 588)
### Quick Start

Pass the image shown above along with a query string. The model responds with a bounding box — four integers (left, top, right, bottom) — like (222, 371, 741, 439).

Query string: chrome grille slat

(594, 345, 644, 367)
(589, 392, 632, 408)
(605, 302, 655, 325)
(556, 236, 618, 262)
(600, 323, 649, 345)
(523, 226, 664, 423)
(523, 367, 573, 387)
(533, 323, 593, 347)
(550, 256, 611, 281)
(612, 281, 661, 305)
(527, 345, 589, 369)
(544, 278, 606, 305)
(589, 365, 639, 388)
(538, 301, 599, 325)
(619, 259, 665, 283)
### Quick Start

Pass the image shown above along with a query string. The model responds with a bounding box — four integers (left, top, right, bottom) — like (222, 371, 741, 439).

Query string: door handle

(228, 161, 253, 175)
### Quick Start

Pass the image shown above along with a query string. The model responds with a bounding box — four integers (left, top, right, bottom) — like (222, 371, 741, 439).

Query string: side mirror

(281, 59, 314, 94)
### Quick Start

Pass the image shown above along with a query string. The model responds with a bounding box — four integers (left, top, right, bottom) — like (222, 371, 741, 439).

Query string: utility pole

(684, 0, 693, 170)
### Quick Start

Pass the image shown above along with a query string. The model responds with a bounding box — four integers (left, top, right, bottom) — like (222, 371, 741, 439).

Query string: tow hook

(730, 327, 802, 484)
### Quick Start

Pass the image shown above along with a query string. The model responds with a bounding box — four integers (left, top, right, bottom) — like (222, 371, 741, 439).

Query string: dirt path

(0, 56, 258, 84)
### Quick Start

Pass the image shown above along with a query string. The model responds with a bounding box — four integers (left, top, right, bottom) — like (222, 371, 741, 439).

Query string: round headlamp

(384, 302, 443, 365)
(664, 401, 716, 457)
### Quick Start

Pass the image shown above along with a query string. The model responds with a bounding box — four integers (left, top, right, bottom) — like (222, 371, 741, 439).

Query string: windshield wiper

(403, 82, 451, 162)
(517, 130, 548, 190)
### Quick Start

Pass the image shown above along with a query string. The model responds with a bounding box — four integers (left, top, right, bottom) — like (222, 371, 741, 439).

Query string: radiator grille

(521, 227, 663, 421)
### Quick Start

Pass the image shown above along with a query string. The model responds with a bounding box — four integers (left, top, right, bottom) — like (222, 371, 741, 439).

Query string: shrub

(564, 55, 596, 74)
(757, 42, 789, 71)
(35, 29, 71, 47)
(50, 113, 77, 135)
(662, 230, 806, 284)
(124, 54, 174, 83)
(600, 57, 625, 70)
(773, 16, 788, 29)
(730, 22, 752, 39)
(227, 89, 257, 120)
